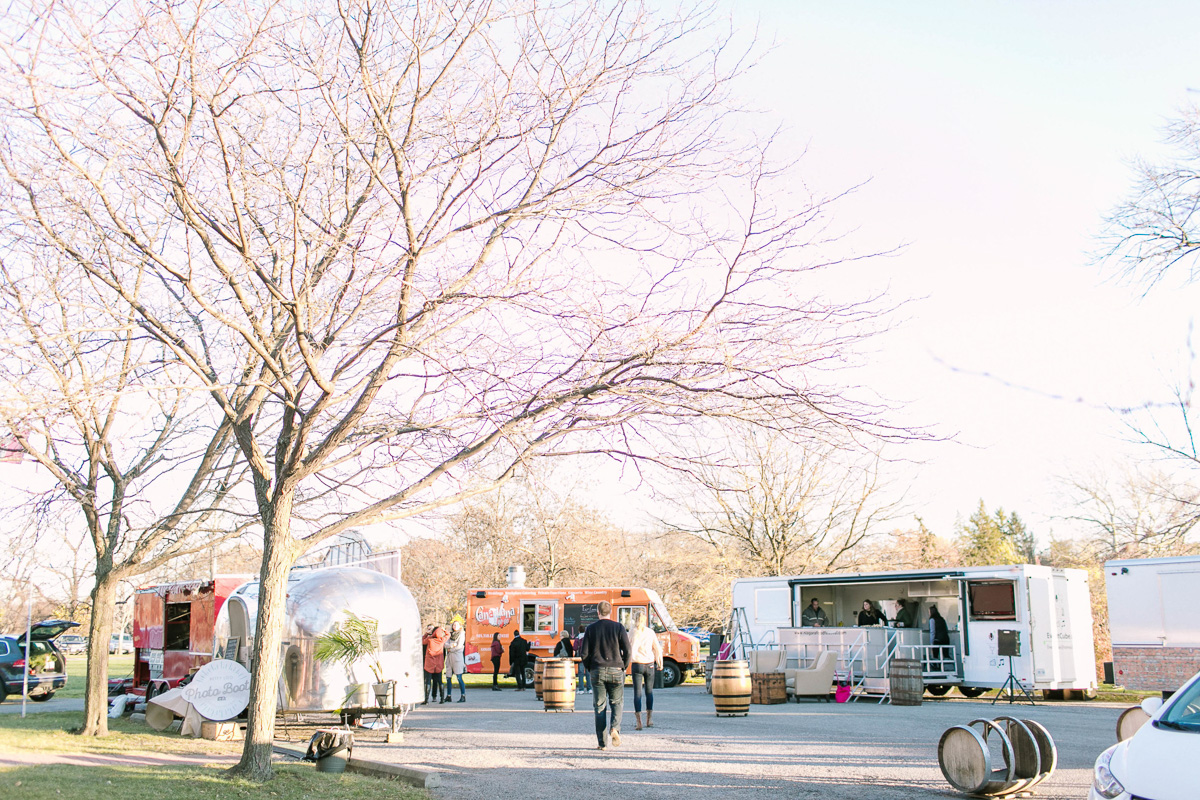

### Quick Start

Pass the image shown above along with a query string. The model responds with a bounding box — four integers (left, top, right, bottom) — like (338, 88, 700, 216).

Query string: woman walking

(490, 632, 504, 691)
(445, 620, 467, 703)
(629, 611, 662, 730)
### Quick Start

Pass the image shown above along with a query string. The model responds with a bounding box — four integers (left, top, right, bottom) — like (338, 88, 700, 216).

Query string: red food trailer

(130, 576, 248, 701)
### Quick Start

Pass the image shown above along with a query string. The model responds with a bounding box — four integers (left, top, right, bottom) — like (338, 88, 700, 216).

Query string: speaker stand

(992, 656, 1036, 705)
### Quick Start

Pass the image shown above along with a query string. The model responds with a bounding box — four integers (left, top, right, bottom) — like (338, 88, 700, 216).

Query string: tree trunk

(78, 572, 116, 736)
(228, 498, 296, 781)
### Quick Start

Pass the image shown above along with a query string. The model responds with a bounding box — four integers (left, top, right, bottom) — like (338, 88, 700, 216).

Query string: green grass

(0, 713, 428, 800)
(51, 654, 135, 701)
(2, 762, 425, 800)
(0, 711, 242, 756)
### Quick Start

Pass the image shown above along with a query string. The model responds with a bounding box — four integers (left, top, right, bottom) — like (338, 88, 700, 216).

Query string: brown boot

(634, 712, 642, 730)
(646, 710, 653, 727)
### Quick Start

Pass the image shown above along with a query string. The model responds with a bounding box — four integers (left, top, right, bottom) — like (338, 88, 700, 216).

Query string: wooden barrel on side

(542, 659, 575, 712)
(888, 658, 923, 706)
(534, 659, 546, 699)
(1117, 705, 1150, 742)
(712, 660, 751, 717)
(938, 720, 1016, 796)
(994, 716, 1044, 794)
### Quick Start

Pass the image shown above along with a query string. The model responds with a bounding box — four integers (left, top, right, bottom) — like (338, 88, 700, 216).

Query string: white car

(1091, 669, 1200, 800)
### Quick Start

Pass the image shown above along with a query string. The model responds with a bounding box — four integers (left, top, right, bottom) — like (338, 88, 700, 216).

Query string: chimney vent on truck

(506, 566, 526, 589)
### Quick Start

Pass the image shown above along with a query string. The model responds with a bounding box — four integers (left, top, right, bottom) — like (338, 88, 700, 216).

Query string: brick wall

(1112, 646, 1200, 691)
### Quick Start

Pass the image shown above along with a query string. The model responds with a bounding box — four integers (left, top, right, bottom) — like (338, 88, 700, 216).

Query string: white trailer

(730, 564, 1096, 700)
(1105, 555, 1200, 692)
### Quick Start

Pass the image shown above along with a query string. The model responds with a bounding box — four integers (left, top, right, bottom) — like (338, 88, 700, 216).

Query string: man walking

(579, 600, 631, 751)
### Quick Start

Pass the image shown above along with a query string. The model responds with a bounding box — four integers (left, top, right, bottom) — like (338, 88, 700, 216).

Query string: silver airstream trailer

(214, 566, 423, 711)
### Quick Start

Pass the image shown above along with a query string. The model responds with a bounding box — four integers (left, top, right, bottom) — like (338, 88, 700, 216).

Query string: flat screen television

(968, 581, 1017, 620)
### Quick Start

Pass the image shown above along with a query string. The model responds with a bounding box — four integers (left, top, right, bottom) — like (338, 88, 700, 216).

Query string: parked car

(680, 626, 712, 645)
(1090, 667, 1200, 800)
(56, 634, 87, 655)
(109, 633, 133, 654)
(0, 620, 79, 703)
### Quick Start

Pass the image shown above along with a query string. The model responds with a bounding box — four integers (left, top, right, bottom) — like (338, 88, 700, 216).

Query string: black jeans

(492, 656, 502, 687)
(591, 666, 625, 746)
(514, 660, 527, 690)
(631, 662, 655, 713)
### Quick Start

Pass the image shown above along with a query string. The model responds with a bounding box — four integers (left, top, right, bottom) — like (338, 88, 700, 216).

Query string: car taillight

(11, 659, 24, 668)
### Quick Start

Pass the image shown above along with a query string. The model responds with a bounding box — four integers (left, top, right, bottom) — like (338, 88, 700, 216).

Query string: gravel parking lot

(352, 684, 1120, 800)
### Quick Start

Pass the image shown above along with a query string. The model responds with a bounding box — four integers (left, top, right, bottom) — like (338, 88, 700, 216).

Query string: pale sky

(711, 1, 1200, 543)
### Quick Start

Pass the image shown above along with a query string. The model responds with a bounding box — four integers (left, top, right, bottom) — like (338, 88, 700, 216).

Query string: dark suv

(0, 620, 79, 702)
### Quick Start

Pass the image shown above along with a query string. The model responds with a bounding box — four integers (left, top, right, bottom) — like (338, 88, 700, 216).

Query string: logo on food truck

(475, 604, 516, 628)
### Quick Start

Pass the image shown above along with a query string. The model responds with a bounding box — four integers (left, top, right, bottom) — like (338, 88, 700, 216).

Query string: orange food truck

(465, 584, 702, 687)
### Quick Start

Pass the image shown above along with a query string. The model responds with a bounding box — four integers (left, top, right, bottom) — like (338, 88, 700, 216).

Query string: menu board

(563, 603, 600, 636)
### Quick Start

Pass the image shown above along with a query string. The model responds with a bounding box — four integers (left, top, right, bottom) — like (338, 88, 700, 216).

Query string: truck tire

(958, 686, 987, 698)
(524, 664, 535, 687)
(925, 684, 951, 696)
(660, 659, 682, 688)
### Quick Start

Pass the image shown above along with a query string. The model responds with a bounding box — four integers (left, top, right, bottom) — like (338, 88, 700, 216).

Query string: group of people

(799, 597, 951, 650)
(475, 601, 660, 750)
(422, 620, 467, 704)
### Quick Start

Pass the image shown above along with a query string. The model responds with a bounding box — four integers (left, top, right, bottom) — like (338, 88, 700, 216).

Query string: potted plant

(313, 612, 391, 707)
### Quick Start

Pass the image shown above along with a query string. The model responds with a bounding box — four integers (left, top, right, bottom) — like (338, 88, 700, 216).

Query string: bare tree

(662, 427, 903, 576)
(1, 0, 897, 777)
(0, 258, 248, 735)
(1100, 102, 1200, 287)
(1063, 465, 1200, 560)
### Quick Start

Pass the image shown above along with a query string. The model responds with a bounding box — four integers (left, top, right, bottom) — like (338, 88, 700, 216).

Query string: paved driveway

(354, 685, 1117, 800)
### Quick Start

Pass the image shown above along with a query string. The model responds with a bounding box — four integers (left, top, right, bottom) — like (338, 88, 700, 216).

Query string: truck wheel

(30, 691, 54, 702)
(660, 660, 682, 688)
(925, 684, 951, 696)
(958, 686, 987, 698)
(524, 665, 535, 686)
(145, 682, 160, 703)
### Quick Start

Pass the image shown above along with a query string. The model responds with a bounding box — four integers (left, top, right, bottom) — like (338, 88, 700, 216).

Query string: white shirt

(630, 626, 662, 665)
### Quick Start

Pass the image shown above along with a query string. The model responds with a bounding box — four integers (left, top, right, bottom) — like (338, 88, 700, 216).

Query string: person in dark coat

(554, 630, 575, 659)
(508, 629, 531, 691)
(579, 600, 632, 751)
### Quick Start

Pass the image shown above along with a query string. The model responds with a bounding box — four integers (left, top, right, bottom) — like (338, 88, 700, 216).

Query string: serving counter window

(967, 581, 1016, 621)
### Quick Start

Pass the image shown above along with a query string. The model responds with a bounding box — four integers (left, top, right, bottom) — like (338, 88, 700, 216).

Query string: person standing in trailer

(445, 619, 467, 703)
(857, 600, 882, 627)
(927, 604, 951, 669)
(579, 600, 632, 751)
(629, 611, 662, 731)
(801, 597, 828, 627)
(893, 598, 917, 628)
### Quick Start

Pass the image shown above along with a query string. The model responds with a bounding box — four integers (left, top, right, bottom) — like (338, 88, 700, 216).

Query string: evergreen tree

(956, 500, 1020, 565)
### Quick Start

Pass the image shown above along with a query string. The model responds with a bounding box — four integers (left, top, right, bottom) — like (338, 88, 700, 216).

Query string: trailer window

(521, 601, 556, 634)
(617, 606, 645, 631)
(165, 602, 192, 650)
(967, 581, 1017, 620)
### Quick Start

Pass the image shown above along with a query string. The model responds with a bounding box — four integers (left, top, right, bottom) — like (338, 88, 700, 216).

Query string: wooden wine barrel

(1117, 705, 1150, 742)
(888, 658, 923, 706)
(937, 719, 1015, 796)
(542, 659, 576, 712)
(534, 659, 546, 699)
(1020, 718, 1058, 779)
(994, 716, 1045, 793)
(712, 660, 751, 717)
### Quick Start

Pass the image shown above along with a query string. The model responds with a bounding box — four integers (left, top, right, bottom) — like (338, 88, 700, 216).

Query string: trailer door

(1026, 573, 1066, 687)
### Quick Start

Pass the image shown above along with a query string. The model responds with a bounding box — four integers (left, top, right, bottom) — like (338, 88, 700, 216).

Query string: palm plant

(313, 612, 386, 683)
